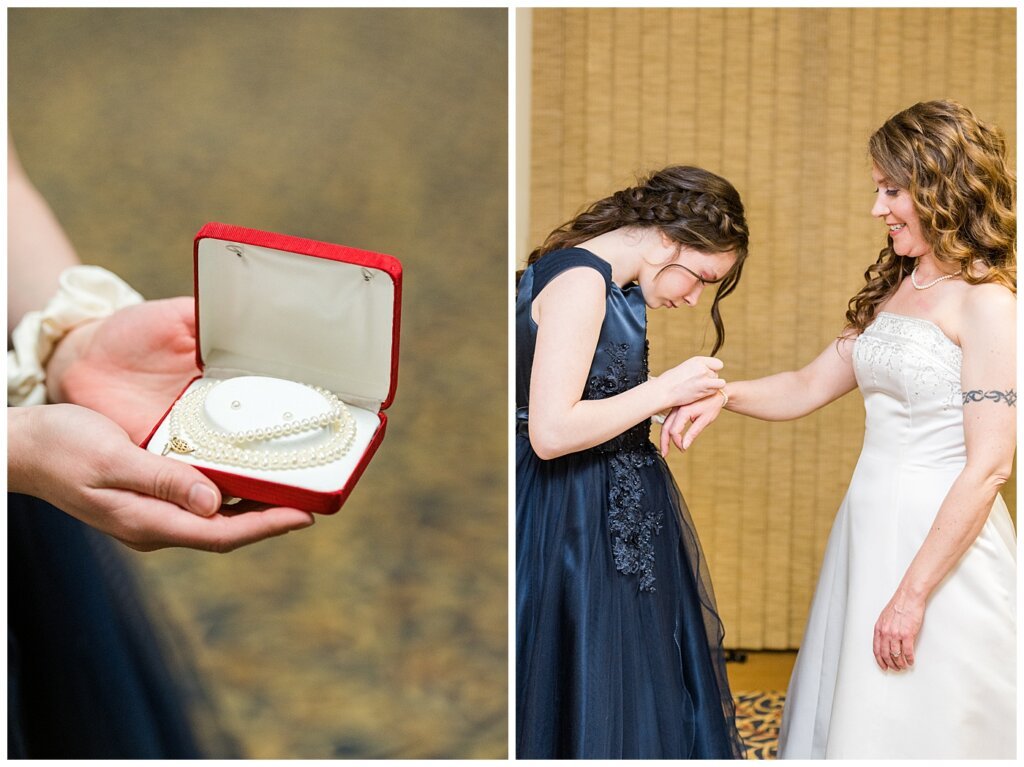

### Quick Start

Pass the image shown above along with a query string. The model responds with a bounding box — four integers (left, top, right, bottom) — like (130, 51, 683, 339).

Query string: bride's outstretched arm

(872, 285, 1016, 672)
(527, 268, 725, 460)
(723, 333, 859, 421)
(658, 330, 859, 454)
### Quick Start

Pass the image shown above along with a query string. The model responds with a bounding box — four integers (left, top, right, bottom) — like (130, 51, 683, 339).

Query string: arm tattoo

(962, 389, 1016, 407)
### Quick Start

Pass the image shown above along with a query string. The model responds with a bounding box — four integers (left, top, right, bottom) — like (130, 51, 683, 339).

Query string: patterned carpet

(734, 690, 786, 760)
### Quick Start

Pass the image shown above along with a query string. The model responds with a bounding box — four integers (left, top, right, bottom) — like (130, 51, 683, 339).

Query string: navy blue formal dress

(7, 493, 230, 758)
(516, 248, 743, 759)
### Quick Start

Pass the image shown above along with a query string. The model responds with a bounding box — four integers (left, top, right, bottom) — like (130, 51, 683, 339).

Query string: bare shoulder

(961, 282, 1016, 325)
(956, 282, 1015, 356)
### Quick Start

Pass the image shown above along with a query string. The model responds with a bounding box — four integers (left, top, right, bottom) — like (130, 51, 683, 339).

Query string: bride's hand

(872, 592, 925, 672)
(659, 390, 727, 456)
(656, 356, 726, 411)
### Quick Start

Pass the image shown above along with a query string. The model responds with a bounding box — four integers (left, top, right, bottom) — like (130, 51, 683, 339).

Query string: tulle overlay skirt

(516, 436, 742, 759)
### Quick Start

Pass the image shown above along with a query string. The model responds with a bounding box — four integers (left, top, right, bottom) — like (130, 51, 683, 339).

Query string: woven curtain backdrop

(525, 7, 1016, 649)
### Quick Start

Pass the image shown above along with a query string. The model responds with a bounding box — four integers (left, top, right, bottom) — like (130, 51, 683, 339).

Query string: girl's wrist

(8, 406, 44, 495)
(654, 377, 676, 414)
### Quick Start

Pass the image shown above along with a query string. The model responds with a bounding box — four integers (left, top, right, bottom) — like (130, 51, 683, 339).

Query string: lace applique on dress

(869, 313, 963, 369)
(587, 342, 630, 396)
(857, 313, 962, 409)
(608, 450, 663, 592)
(586, 340, 662, 592)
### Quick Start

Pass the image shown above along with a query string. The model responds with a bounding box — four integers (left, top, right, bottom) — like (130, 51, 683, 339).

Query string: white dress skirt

(778, 313, 1016, 759)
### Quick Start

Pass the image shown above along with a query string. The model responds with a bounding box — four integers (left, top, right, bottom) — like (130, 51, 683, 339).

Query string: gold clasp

(163, 436, 195, 455)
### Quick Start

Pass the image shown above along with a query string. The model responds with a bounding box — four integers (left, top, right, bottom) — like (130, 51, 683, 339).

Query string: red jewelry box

(142, 222, 402, 514)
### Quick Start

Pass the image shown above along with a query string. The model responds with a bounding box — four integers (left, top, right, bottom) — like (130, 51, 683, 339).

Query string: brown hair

(525, 165, 749, 355)
(846, 100, 1016, 333)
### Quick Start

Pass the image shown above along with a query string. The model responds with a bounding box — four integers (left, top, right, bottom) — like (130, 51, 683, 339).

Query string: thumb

(114, 445, 223, 516)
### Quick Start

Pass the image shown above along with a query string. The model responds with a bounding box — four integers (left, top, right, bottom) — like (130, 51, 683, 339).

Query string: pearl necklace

(910, 265, 961, 290)
(164, 381, 356, 470)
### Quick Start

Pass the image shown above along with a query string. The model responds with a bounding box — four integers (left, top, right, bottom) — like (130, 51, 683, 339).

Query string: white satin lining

(196, 237, 395, 412)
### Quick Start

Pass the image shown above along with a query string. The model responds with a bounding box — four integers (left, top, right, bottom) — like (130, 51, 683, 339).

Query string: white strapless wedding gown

(778, 312, 1017, 759)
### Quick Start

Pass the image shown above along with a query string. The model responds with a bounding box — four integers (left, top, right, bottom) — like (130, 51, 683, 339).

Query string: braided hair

(525, 166, 750, 354)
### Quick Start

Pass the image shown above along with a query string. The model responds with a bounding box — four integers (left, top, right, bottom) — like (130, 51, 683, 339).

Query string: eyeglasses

(656, 262, 725, 287)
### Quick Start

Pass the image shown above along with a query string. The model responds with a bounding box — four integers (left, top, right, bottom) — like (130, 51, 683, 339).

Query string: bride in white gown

(659, 100, 1016, 758)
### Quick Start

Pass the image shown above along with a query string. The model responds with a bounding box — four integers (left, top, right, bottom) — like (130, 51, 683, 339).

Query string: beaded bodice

(585, 339, 654, 453)
(854, 312, 967, 468)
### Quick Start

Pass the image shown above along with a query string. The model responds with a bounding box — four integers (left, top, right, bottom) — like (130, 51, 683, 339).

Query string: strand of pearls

(166, 381, 356, 470)
(910, 266, 961, 290)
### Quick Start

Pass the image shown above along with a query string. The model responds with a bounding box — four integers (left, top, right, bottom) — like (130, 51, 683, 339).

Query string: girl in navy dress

(516, 166, 749, 758)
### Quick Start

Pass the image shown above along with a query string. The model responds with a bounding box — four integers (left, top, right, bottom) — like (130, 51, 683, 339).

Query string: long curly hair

(524, 165, 750, 355)
(846, 100, 1016, 333)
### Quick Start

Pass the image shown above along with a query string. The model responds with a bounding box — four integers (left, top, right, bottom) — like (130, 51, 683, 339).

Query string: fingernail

(188, 483, 219, 516)
(297, 514, 316, 528)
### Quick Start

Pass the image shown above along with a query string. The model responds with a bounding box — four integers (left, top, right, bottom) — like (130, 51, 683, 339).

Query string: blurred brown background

(522, 7, 1015, 650)
(9, 8, 507, 758)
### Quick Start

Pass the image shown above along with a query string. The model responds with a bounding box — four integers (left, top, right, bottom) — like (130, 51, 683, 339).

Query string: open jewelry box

(142, 222, 402, 514)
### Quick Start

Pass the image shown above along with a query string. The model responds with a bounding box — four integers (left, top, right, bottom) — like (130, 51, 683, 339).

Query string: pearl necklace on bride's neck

(910, 265, 961, 290)
(163, 381, 356, 470)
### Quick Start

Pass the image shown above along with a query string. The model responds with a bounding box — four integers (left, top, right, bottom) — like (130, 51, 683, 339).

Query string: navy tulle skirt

(515, 435, 742, 759)
(7, 494, 224, 758)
